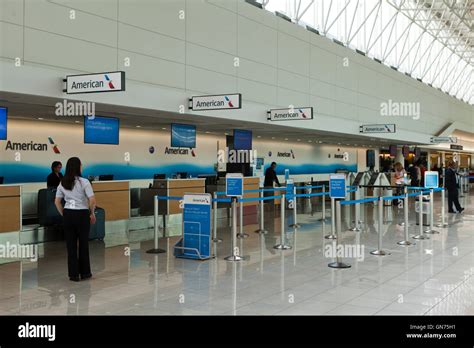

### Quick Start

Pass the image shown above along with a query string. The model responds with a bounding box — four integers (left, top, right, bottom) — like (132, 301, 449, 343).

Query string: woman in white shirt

(55, 157, 96, 282)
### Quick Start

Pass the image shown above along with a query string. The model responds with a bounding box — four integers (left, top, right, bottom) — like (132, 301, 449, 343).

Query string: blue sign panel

(286, 179, 295, 201)
(171, 123, 196, 148)
(0, 107, 7, 140)
(284, 169, 290, 181)
(226, 173, 243, 197)
(424, 171, 439, 189)
(177, 194, 211, 260)
(330, 174, 346, 198)
(84, 116, 120, 145)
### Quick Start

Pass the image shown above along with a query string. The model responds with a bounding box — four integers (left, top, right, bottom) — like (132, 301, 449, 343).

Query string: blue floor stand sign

(174, 193, 212, 260)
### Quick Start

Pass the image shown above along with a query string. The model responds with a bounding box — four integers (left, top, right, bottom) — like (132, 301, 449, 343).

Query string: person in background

(264, 162, 281, 188)
(419, 161, 427, 187)
(393, 162, 406, 205)
(445, 160, 464, 213)
(407, 163, 419, 187)
(47, 161, 63, 188)
(54, 157, 96, 281)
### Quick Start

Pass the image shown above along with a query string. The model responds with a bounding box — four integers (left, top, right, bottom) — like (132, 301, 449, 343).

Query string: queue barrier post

(212, 192, 223, 243)
(237, 198, 249, 239)
(348, 187, 361, 232)
(255, 190, 268, 234)
(289, 186, 301, 228)
(146, 195, 166, 254)
(225, 197, 243, 261)
(319, 185, 327, 222)
(324, 197, 337, 239)
(436, 188, 448, 228)
(424, 188, 440, 234)
(397, 192, 414, 246)
(370, 197, 391, 256)
(274, 194, 292, 250)
(328, 200, 351, 269)
(413, 190, 429, 240)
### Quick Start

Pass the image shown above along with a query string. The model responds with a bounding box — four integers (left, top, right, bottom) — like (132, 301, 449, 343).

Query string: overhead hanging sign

(359, 124, 396, 133)
(190, 93, 241, 111)
(267, 107, 313, 121)
(430, 136, 457, 144)
(450, 144, 463, 150)
(65, 71, 125, 94)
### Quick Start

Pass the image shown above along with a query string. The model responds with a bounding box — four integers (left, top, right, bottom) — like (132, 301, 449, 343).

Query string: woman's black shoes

(81, 274, 92, 280)
(69, 276, 80, 282)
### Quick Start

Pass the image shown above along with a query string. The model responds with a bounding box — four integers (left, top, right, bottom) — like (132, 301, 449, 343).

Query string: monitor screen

(366, 150, 375, 167)
(84, 116, 119, 145)
(0, 107, 7, 140)
(171, 124, 196, 148)
(424, 171, 439, 189)
(233, 129, 252, 150)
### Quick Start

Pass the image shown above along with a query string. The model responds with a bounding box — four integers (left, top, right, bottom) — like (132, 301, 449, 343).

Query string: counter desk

(0, 185, 22, 233)
(91, 181, 130, 221)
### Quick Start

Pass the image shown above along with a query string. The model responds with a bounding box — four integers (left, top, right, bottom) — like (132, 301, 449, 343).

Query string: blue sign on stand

(286, 179, 294, 201)
(424, 171, 439, 189)
(284, 169, 290, 181)
(174, 193, 211, 260)
(226, 173, 244, 197)
(330, 174, 346, 198)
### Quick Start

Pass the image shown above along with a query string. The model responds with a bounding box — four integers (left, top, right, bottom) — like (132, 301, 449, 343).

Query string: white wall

(0, 0, 472, 145)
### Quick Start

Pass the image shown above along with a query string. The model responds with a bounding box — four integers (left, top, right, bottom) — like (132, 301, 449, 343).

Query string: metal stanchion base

(397, 240, 414, 246)
(237, 233, 249, 239)
(348, 226, 361, 232)
(436, 223, 448, 228)
(328, 261, 351, 269)
(273, 244, 292, 250)
(412, 234, 429, 240)
(146, 248, 166, 254)
(212, 238, 223, 243)
(289, 223, 301, 228)
(254, 229, 268, 234)
(224, 255, 244, 261)
(424, 228, 440, 234)
(324, 234, 337, 239)
(370, 249, 391, 256)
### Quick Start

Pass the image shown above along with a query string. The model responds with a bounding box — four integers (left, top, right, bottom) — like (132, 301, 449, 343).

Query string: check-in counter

(140, 179, 205, 216)
(91, 181, 130, 221)
(242, 177, 259, 207)
(0, 185, 22, 233)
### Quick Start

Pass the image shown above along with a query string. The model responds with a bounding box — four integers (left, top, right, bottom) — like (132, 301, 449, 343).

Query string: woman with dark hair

(54, 157, 96, 281)
(46, 161, 63, 188)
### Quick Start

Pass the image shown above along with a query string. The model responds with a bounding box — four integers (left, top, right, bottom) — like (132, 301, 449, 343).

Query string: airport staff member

(54, 157, 96, 282)
(445, 160, 464, 214)
(47, 161, 63, 188)
(264, 162, 281, 187)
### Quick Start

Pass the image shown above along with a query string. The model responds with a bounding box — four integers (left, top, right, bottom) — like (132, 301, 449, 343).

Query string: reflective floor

(0, 191, 473, 315)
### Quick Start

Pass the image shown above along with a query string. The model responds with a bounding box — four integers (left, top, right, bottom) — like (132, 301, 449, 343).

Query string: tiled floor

(0, 191, 473, 315)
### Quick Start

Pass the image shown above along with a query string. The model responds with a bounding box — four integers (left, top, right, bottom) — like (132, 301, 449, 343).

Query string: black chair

(153, 173, 166, 179)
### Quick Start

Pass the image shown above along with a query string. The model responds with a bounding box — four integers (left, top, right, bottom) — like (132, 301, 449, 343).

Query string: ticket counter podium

(0, 185, 22, 233)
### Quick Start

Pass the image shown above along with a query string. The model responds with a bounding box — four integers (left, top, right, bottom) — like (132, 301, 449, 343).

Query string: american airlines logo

(65, 71, 125, 94)
(190, 94, 242, 111)
(268, 107, 313, 121)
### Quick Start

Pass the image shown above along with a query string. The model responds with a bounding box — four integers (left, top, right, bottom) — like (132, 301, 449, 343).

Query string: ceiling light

(308, 140, 312, 143)
(205, 131, 210, 134)
(257, 135, 261, 138)
(74, 121, 80, 124)
(38, 117, 44, 120)
(297, 139, 301, 141)
(162, 127, 166, 130)
(271, 137, 275, 139)
(225, 132, 229, 135)
(284, 138, 288, 141)
(319, 141, 323, 143)
(136, 125, 141, 128)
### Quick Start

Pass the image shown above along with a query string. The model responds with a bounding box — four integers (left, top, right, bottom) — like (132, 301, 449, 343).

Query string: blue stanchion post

(370, 197, 391, 256)
(274, 194, 291, 250)
(225, 197, 243, 261)
(328, 200, 350, 269)
(146, 195, 166, 254)
(255, 189, 268, 235)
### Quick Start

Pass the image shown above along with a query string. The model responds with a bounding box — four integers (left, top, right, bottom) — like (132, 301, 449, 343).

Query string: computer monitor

(177, 172, 188, 179)
(99, 174, 114, 181)
(153, 173, 166, 179)
(0, 176, 4, 184)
